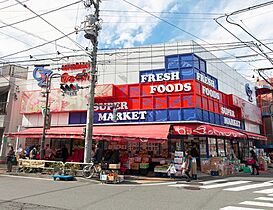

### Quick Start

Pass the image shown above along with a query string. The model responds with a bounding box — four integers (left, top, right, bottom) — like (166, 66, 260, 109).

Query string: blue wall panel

(168, 109, 182, 121)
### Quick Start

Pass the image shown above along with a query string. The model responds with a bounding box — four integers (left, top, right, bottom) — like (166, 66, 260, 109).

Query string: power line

(15, 0, 88, 54)
(0, 30, 49, 54)
(229, 1, 273, 16)
(0, 19, 78, 52)
(2, 41, 273, 66)
(0, 0, 29, 11)
(214, 16, 265, 67)
(0, 31, 76, 59)
(0, 0, 9, 4)
(0, 0, 82, 30)
(100, 9, 225, 16)
(121, 0, 258, 69)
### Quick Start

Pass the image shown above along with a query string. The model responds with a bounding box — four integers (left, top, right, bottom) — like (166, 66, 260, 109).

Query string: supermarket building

(6, 41, 266, 168)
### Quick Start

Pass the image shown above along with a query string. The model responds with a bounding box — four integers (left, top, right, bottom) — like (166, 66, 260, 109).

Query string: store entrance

(183, 137, 207, 170)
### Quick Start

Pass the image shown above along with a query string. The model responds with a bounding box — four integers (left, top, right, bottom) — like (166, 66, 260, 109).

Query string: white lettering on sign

(94, 102, 128, 111)
(202, 86, 220, 100)
(224, 117, 241, 128)
(141, 72, 180, 83)
(221, 107, 235, 117)
(98, 111, 147, 122)
(150, 82, 192, 94)
(196, 72, 215, 88)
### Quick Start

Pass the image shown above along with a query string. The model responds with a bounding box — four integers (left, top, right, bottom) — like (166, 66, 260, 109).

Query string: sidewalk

(1, 164, 272, 185)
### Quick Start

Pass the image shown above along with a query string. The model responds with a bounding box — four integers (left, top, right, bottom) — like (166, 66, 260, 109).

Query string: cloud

(99, 0, 176, 48)
(0, 0, 272, 81)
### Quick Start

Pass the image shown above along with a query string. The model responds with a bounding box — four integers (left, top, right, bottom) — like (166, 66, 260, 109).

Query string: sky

(0, 0, 273, 82)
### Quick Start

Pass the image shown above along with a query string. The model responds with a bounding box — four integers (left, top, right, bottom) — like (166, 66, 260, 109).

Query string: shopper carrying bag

(183, 150, 192, 182)
(250, 149, 259, 175)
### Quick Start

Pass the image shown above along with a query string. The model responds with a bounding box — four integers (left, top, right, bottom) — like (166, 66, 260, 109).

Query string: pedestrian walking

(6, 146, 15, 172)
(250, 149, 259, 175)
(183, 150, 192, 182)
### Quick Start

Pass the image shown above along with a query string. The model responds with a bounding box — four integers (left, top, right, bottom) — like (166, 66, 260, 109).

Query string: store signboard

(20, 84, 114, 114)
(26, 53, 258, 129)
(33, 66, 53, 87)
(61, 62, 90, 71)
(231, 95, 262, 124)
(196, 72, 217, 89)
(139, 53, 218, 90)
(223, 117, 241, 128)
(201, 85, 220, 100)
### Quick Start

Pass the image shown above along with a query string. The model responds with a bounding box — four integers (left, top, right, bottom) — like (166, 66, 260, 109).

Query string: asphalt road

(0, 175, 272, 210)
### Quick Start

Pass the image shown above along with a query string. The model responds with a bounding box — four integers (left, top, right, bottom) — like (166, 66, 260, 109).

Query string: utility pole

(40, 73, 61, 160)
(83, 0, 101, 163)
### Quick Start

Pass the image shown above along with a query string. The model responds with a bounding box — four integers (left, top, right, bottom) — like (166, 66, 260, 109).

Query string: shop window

(69, 112, 87, 124)
(225, 140, 231, 156)
(208, 138, 217, 157)
(241, 140, 250, 161)
(217, 139, 225, 157)
(199, 138, 207, 158)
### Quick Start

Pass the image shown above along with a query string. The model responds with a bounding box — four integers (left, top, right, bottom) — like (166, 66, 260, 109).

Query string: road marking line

(224, 182, 273, 192)
(0, 174, 51, 181)
(200, 181, 251, 189)
(111, 181, 178, 187)
(168, 184, 189, 187)
(267, 194, 273, 196)
(240, 201, 273, 208)
(199, 179, 228, 185)
(254, 188, 273, 194)
(139, 182, 177, 186)
(220, 206, 265, 210)
(255, 197, 273, 202)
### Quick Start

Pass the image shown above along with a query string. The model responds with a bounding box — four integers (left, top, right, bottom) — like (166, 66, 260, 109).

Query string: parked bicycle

(82, 161, 102, 179)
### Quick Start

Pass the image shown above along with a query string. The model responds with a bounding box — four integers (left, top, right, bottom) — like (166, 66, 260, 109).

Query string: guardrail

(17, 159, 89, 176)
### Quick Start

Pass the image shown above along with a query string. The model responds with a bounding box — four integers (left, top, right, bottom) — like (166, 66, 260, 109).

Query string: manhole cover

(184, 186, 200, 190)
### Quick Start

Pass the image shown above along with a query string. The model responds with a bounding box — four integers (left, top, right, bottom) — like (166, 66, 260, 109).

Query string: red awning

(243, 131, 267, 141)
(172, 124, 247, 139)
(5, 124, 170, 143)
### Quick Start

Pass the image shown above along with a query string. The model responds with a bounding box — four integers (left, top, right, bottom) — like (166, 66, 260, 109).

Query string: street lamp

(40, 73, 61, 160)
